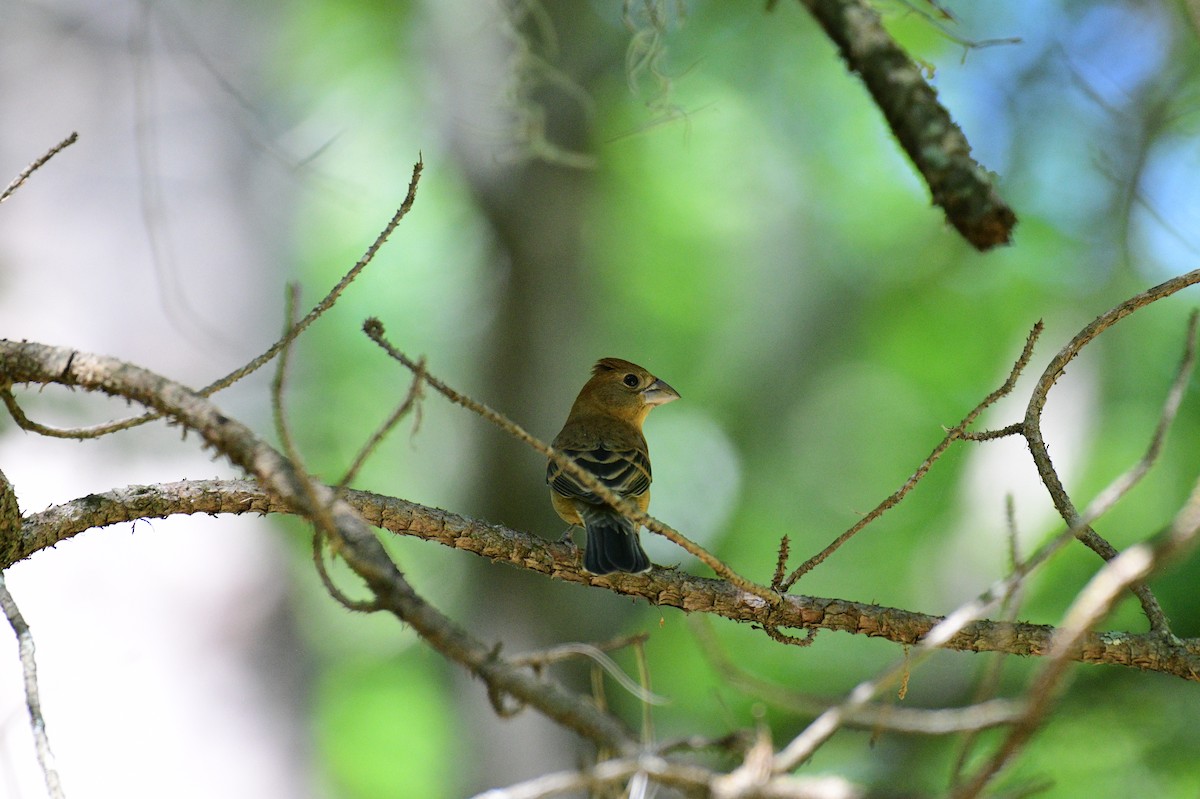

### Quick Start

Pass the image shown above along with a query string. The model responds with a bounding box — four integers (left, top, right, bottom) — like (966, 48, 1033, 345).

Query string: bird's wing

(547, 443, 651, 503)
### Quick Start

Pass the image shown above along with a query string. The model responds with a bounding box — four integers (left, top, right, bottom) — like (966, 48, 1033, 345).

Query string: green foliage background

(265, 1, 1200, 796)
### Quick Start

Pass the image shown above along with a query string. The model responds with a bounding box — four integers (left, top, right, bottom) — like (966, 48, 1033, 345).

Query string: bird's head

(572, 357, 680, 425)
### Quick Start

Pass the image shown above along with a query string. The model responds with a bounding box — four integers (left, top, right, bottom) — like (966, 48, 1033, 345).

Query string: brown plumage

(547, 358, 680, 574)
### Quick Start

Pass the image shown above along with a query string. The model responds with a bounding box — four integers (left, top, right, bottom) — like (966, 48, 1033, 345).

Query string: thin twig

(772, 496, 1120, 774)
(362, 318, 783, 607)
(0, 573, 66, 799)
(633, 635, 656, 750)
(471, 752, 863, 799)
(273, 284, 379, 612)
(510, 633, 649, 666)
(952, 311, 1200, 798)
(783, 321, 1042, 589)
(1, 159, 425, 441)
(693, 617, 1023, 736)
(510, 639, 669, 706)
(339, 358, 426, 489)
(1070, 310, 1199, 531)
(953, 473, 1200, 799)
(0, 132, 78, 204)
(771, 535, 790, 590)
(949, 494, 1027, 786)
(210, 158, 424, 397)
(311, 528, 379, 612)
(1023, 269, 1200, 632)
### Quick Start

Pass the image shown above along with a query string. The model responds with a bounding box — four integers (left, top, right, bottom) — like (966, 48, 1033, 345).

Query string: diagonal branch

(0, 339, 637, 753)
(0, 159, 425, 441)
(1, 132, 79, 205)
(795, 0, 1016, 249)
(782, 321, 1042, 589)
(952, 474, 1200, 799)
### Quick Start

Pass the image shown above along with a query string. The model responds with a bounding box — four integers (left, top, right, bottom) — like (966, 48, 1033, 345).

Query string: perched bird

(547, 358, 680, 574)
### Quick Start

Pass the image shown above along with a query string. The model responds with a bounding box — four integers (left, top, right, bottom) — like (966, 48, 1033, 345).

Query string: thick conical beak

(642, 377, 680, 407)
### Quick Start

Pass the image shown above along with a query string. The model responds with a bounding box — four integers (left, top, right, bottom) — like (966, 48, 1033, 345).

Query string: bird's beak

(642, 378, 680, 407)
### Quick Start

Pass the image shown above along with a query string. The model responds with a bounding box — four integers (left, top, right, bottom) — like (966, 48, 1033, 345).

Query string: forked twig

(1, 159, 424, 441)
(781, 321, 1043, 590)
(1023, 269, 1200, 633)
(273, 284, 379, 612)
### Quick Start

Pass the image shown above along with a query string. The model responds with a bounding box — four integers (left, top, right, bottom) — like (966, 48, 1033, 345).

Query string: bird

(547, 357, 680, 574)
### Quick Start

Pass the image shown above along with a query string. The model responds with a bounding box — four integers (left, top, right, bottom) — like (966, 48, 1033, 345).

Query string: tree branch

(0, 339, 638, 753)
(783, 321, 1042, 589)
(0, 132, 78, 205)
(0, 573, 65, 799)
(11, 476, 1200, 681)
(795, 0, 1016, 249)
(1021, 268, 1200, 633)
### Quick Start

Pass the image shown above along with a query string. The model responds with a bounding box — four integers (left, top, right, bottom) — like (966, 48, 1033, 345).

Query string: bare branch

(1071, 310, 1199, 528)
(0, 574, 66, 799)
(794, 0, 1016, 249)
(1023, 267, 1200, 632)
(1, 159, 425, 441)
(0, 339, 638, 753)
(952, 473, 1200, 799)
(12, 477, 1200, 680)
(783, 321, 1042, 589)
(472, 753, 865, 799)
(0, 132, 79, 205)
(511, 638, 668, 706)
(693, 618, 1024, 736)
(948, 494, 1028, 787)
(210, 158, 424, 396)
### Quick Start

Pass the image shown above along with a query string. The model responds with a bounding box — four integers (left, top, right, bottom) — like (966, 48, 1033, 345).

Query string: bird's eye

(623, 373, 640, 388)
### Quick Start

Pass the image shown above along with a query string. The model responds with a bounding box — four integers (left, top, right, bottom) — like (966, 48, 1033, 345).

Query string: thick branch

(0, 339, 637, 752)
(796, 0, 1016, 249)
(14, 478, 1200, 682)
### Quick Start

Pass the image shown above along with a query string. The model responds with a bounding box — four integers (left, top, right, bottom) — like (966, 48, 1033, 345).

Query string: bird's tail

(579, 507, 651, 575)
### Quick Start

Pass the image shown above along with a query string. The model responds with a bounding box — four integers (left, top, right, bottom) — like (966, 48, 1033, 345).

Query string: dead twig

(0, 132, 78, 205)
(0, 573, 66, 799)
(1, 159, 424, 441)
(783, 321, 1042, 589)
